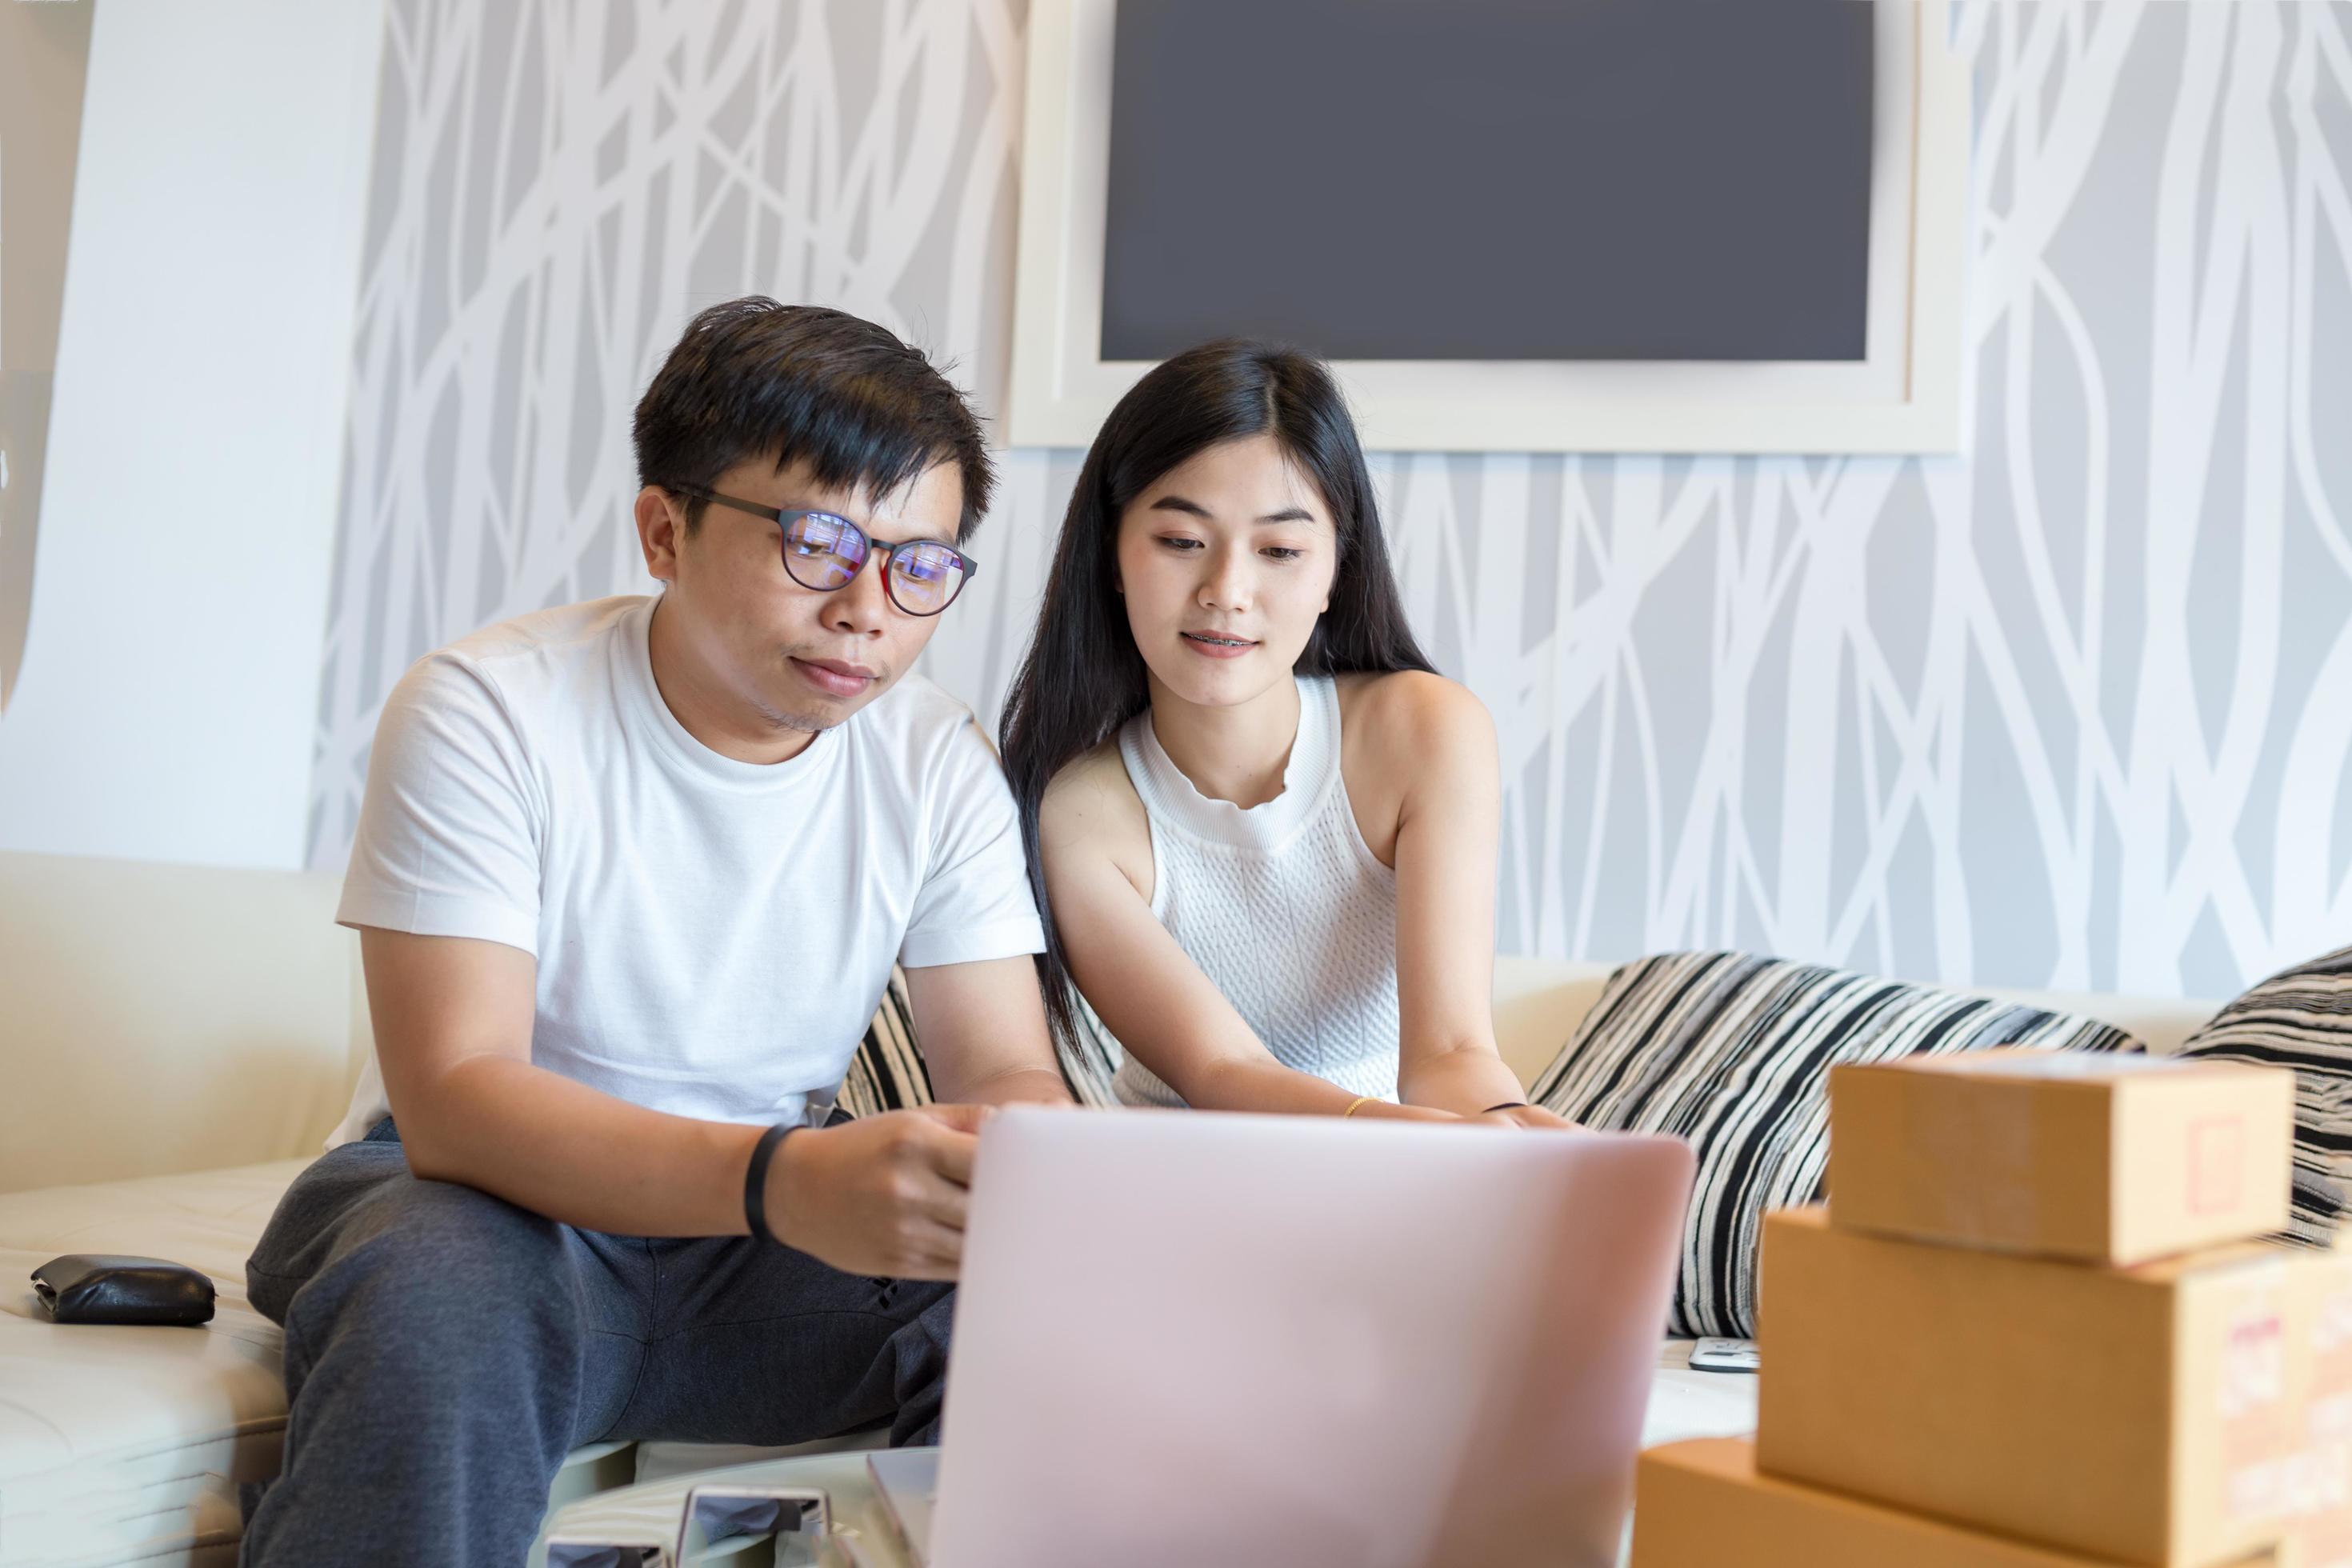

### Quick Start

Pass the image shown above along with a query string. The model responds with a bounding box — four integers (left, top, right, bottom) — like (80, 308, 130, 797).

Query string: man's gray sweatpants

(237, 1118, 955, 1567)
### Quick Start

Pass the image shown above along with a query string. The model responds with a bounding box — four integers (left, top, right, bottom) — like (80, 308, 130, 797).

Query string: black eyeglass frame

(670, 485, 978, 618)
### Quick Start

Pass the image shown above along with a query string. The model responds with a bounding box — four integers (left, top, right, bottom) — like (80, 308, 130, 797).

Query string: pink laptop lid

(929, 1109, 1694, 1568)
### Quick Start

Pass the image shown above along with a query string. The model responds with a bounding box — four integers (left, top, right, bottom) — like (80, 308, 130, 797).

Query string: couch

(0, 848, 2228, 1566)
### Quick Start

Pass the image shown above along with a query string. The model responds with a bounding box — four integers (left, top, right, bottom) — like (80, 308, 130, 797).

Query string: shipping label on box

(2290, 1506, 2352, 1568)
(2253, 1273, 2352, 1562)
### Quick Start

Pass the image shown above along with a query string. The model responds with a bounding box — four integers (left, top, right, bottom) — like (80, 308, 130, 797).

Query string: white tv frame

(1006, 0, 1968, 455)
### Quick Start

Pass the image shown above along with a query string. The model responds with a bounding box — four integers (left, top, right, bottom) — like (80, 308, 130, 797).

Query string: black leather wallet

(31, 1254, 216, 1326)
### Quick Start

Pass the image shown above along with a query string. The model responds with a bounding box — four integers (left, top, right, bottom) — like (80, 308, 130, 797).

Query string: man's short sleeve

(899, 716, 1048, 970)
(335, 653, 543, 954)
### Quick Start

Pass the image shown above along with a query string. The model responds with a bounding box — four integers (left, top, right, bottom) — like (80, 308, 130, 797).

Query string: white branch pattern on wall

(312, 0, 2352, 999)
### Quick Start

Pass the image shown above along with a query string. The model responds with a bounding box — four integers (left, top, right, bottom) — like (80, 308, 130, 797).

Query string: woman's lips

(1180, 631, 1258, 660)
(791, 657, 877, 698)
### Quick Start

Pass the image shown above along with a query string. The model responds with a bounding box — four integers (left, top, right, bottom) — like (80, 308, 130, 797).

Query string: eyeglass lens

(781, 513, 966, 614)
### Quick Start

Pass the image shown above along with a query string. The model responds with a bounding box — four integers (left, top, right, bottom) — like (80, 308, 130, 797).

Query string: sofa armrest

(0, 850, 366, 1193)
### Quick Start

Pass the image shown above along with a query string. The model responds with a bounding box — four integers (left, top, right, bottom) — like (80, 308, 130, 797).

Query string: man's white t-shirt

(326, 594, 1045, 1146)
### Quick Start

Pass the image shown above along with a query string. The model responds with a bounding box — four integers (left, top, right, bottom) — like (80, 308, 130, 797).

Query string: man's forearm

(398, 1054, 765, 1237)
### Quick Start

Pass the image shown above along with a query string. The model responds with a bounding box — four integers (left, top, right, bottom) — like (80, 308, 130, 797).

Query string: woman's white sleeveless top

(1110, 675, 1401, 1108)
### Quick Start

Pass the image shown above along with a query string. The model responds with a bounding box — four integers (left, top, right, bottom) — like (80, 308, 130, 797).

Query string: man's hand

(763, 1104, 992, 1280)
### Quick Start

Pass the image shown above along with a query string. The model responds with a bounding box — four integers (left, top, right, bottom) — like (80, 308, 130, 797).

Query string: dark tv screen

(1102, 0, 1876, 362)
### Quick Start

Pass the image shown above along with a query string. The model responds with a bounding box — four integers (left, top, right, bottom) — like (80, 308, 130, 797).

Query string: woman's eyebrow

(1147, 494, 1318, 526)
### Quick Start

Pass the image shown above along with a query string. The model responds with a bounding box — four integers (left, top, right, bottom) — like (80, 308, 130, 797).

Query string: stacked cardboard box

(1634, 1438, 2280, 1568)
(1630, 1049, 2337, 1568)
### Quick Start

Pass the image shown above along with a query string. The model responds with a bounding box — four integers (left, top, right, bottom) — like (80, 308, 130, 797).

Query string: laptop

(869, 1107, 1693, 1568)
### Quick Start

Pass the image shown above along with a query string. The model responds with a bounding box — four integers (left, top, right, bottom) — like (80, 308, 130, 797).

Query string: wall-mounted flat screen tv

(1101, 0, 1875, 364)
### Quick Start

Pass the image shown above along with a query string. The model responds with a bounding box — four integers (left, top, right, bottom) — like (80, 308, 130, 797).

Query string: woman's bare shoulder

(1039, 737, 1149, 856)
(1336, 670, 1494, 756)
(1334, 673, 1494, 861)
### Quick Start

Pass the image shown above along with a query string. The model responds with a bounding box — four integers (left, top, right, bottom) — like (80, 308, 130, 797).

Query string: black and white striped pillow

(1059, 990, 1126, 1108)
(1530, 951, 2143, 1339)
(2178, 945, 2352, 1246)
(835, 968, 1126, 1115)
(838, 969, 934, 1117)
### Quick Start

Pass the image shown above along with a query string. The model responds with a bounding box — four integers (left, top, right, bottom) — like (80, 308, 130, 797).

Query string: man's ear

(635, 486, 683, 583)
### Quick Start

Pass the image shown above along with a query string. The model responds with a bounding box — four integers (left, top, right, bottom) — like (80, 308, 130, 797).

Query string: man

(240, 299, 1071, 1566)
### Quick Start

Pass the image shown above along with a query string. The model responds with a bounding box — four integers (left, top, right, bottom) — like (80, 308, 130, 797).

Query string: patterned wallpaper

(310, 0, 2352, 1001)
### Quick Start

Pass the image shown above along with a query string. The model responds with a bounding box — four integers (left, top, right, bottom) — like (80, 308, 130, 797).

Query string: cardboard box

(1757, 1208, 2352, 1566)
(1828, 1050, 2294, 1265)
(1632, 1438, 2280, 1568)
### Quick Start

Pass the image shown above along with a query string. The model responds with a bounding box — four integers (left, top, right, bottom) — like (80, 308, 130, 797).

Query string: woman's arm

(1370, 676, 1575, 1128)
(1039, 752, 1453, 1122)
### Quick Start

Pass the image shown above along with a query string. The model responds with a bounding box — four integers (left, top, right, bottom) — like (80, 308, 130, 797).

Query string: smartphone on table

(1688, 1337, 1760, 1374)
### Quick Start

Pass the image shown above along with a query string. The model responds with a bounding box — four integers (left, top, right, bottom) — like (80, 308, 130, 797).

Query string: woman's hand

(1471, 1103, 1582, 1131)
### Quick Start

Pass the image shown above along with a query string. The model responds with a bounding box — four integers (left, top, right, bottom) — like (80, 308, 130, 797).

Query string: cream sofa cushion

(0, 1161, 636, 1567)
(0, 1162, 302, 1564)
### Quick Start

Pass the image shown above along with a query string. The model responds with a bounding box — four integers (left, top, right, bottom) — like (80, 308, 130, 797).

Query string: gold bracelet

(1342, 1096, 1374, 1118)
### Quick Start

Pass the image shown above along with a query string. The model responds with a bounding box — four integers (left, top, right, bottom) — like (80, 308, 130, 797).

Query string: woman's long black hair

(998, 338, 1435, 1062)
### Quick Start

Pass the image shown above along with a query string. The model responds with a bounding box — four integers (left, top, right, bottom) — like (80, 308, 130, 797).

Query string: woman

(1000, 340, 1569, 1127)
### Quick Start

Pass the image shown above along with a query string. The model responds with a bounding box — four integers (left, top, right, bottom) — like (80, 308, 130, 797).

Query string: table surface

(531, 1341, 1756, 1566)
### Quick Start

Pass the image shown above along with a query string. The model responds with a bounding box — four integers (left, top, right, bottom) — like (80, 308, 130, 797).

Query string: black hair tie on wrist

(1482, 1101, 1530, 1116)
(744, 1122, 799, 1245)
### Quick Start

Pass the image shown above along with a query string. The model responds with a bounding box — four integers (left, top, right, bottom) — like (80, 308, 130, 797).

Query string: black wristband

(1482, 1101, 1530, 1115)
(744, 1122, 799, 1245)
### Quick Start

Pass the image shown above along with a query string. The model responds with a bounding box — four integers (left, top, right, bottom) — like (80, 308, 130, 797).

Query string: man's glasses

(672, 486, 977, 617)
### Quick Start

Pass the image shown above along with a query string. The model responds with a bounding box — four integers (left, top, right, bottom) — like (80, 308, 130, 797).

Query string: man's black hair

(632, 298, 993, 542)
